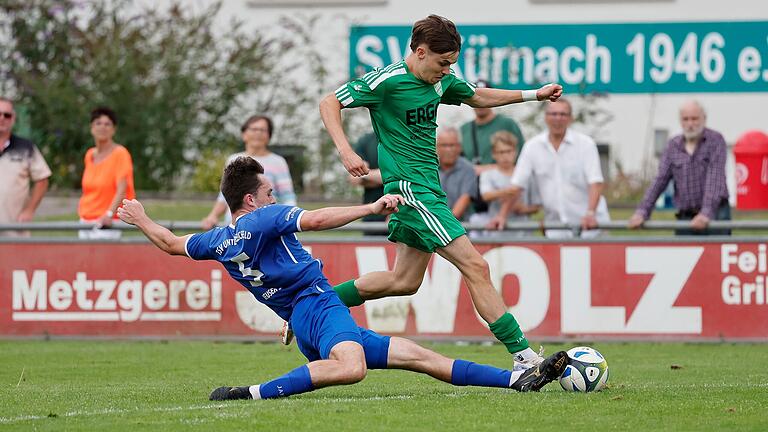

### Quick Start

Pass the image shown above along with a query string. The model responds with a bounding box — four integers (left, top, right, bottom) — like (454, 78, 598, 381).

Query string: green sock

(489, 312, 529, 354)
(333, 279, 364, 307)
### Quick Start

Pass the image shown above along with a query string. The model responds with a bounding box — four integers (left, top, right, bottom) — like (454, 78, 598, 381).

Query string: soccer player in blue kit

(117, 157, 566, 400)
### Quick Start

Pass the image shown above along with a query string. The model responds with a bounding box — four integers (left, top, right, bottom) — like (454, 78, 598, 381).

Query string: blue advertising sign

(350, 21, 768, 93)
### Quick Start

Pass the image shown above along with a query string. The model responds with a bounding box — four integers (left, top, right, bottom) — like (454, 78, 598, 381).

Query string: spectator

(348, 132, 385, 229)
(437, 127, 477, 221)
(78, 107, 135, 239)
(202, 115, 296, 229)
(459, 80, 525, 173)
(469, 131, 540, 237)
(0, 97, 51, 237)
(492, 99, 609, 238)
(629, 100, 730, 235)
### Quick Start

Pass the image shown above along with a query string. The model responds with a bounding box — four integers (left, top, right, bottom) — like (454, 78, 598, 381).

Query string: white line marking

(0, 395, 416, 424)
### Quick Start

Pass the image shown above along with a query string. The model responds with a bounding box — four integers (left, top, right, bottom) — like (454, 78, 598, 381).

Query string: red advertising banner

(1, 241, 766, 340)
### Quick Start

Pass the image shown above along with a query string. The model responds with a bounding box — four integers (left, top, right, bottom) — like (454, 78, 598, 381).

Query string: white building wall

(170, 0, 768, 185)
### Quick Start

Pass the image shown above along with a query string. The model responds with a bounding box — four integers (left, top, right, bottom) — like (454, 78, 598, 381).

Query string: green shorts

(384, 180, 466, 253)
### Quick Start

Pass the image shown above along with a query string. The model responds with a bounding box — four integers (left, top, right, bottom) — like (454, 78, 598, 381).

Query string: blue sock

(451, 359, 513, 388)
(254, 364, 314, 399)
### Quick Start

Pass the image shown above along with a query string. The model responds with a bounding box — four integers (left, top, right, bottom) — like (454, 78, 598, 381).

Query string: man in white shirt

(491, 99, 609, 238)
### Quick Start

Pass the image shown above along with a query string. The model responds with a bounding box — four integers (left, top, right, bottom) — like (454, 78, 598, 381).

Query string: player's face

(544, 101, 572, 135)
(0, 100, 16, 136)
(242, 118, 271, 151)
(251, 174, 276, 208)
(417, 45, 459, 84)
(90, 115, 116, 143)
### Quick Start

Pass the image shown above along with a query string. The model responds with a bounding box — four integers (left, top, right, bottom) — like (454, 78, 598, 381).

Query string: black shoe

(209, 386, 252, 401)
(510, 351, 568, 392)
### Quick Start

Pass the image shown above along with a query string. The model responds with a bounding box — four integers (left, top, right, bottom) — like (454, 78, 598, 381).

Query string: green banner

(350, 21, 768, 93)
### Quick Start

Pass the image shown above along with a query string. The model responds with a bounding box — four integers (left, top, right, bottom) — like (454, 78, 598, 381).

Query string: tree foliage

(1, 0, 274, 189)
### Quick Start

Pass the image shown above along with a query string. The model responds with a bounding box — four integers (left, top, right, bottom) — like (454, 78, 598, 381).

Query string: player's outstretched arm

(465, 84, 563, 108)
(300, 194, 404, 232)
(117, 199, 190, 256)
(319, 93, 369, 177)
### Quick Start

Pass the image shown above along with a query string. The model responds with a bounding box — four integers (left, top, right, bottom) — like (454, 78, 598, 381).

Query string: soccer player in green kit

(320, 15, 566, 388)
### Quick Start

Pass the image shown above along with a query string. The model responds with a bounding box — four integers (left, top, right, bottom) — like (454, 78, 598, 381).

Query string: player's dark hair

(221, 156, 265, 213)
(90, 106, 118, 126)
(241, 114, 273, 138)
(410, 15, 461, 54)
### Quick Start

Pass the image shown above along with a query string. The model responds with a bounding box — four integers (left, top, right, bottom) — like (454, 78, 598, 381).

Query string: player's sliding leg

(210, 341, 366, 400)
(384, 336, 567, 392)
(334, 242, 432, 306)
(212, 290, 371, 401)
(434, 235, 543, 366)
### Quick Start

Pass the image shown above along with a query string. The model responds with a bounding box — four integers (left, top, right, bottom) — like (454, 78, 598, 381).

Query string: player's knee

(340, 359, 367, 384)
(464, 256, 490, 281)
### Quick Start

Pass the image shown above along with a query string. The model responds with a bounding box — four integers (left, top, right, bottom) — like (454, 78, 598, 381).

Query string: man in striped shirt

(320, 14, 565, 381)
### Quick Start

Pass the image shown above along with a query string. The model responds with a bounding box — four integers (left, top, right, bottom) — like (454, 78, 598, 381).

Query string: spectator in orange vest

(78, 107, 135, 239)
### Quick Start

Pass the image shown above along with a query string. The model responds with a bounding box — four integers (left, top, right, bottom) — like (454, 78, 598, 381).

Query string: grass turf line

(0, 340, 766, 431)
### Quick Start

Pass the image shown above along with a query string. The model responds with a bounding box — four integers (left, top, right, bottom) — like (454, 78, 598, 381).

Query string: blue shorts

(290, 289, 390, 370)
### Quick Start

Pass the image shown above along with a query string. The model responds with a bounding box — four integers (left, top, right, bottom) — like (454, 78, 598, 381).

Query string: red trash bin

(734, 130, 768, 209)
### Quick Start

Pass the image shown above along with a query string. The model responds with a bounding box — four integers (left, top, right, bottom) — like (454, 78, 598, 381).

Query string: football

(559, 346, 609, 392)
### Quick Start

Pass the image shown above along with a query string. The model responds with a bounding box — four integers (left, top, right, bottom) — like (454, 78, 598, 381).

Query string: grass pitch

(1, 340, 766, 431)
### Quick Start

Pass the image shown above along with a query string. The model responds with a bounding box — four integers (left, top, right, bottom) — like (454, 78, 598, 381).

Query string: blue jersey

(185, 204, 327, 321)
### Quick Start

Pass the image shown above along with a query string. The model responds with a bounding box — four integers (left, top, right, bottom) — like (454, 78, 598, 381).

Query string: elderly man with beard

(629, 100, 730, 235)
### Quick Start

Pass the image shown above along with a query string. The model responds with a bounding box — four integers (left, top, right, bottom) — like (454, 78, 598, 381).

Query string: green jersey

(460, 115, 525, 165)
(335, 61, 476, 194)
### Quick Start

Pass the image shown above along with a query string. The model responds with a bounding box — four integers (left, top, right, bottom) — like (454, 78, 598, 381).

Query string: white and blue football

(559, 346, 609, 392)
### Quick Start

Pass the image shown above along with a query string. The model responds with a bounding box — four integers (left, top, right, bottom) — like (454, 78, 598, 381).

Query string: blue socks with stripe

(451, 359, 513, 388)
(250, 364, 314, 399)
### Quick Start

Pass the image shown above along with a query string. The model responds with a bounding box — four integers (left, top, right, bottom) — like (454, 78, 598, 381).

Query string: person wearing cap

(459, 79, 526, 174)
(628, 100, 730, 235)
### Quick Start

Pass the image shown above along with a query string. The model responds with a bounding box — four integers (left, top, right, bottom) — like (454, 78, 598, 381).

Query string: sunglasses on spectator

(0, 112, 13, 119)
